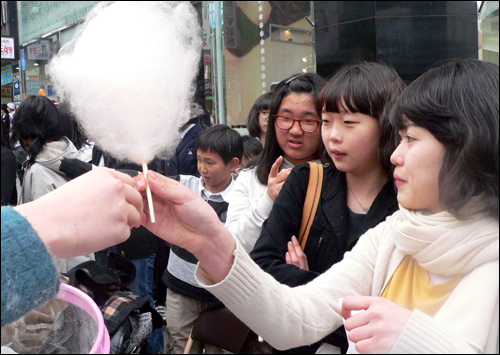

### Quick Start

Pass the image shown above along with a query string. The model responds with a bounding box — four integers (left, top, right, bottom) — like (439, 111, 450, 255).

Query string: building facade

(2, 1, 498, 126)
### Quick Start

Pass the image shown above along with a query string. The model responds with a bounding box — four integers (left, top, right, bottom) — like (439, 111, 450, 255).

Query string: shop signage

(1, 87, 12, 98)
(26, 79, 55, 96)
(203, 22, 211, 50)
(223, 1, 239, 49)
(1, 64, 13, 85)
(1, 37, 15, 60)
(13, 79, 21, 95)
(27, 40, 51, 61)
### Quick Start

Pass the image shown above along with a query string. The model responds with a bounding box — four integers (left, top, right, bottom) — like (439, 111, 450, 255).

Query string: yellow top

(382, 255, 462, 317)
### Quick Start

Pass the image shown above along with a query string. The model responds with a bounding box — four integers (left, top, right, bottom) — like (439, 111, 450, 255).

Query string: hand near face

(341, 296, 412, 354)
(267, 156, 292, 201)
(285, 235, 309, 270)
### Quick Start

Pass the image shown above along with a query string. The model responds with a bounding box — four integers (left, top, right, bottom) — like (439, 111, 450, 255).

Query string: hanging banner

(1, 64, 13, 85)
(1, 37, 15, 59)
(27, 40, 52, 61)
(223, 1, 239, 49)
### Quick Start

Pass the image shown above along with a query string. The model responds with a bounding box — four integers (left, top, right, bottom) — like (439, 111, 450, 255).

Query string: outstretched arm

(136, 170, 236, 283)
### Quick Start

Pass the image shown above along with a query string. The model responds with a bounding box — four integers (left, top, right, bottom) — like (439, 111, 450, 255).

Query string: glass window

(478, 1, 499, 65)
(24, 34, 59, 99)
(209, 1, 316, 126)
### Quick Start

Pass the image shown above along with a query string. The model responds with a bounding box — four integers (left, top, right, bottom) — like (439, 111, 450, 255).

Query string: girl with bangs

(249, 62, 406, 354)
(137, 58, 499, 354)
(225, 73, 327, 254)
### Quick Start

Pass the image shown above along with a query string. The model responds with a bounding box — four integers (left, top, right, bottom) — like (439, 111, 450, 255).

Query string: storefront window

(18, 1, 98, 102)
(23, 34, 59, 99)
(18, 1, 99, 45)
(478, 1, 499, 65)
(208, 1, 316, 126)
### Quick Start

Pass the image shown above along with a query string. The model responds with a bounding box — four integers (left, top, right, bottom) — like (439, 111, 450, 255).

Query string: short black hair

(247, 92, 272, 138)
(12, 96, 62, 167)
(317, 62, 406, 174)
(196, 124, 243, 164)
(390, 59, 499, 220)
(242, 135, 263, 162)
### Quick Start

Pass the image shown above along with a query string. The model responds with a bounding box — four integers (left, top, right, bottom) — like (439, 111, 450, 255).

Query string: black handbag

(187, 305, 275, 354)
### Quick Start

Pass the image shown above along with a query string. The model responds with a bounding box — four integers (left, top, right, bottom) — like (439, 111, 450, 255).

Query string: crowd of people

(1, 58, 499, 354)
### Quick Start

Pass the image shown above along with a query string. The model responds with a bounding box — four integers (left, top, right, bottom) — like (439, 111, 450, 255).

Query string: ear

(228, 157, 240, 172)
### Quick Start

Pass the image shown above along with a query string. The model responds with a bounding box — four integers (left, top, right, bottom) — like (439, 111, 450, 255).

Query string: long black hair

(249, 73, 326, 185)
(11, 96, 62, 168)
(390, 59, 499, 220)
(58, 102, 89, 151)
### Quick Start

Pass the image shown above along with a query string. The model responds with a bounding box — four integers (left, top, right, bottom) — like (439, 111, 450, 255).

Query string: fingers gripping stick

(142, 162, 155, 223)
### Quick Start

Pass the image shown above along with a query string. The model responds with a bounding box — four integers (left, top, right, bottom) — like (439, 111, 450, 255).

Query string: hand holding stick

(142, 161, 155, 223)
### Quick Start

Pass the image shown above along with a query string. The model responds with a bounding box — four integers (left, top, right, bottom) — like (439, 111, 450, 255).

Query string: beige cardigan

(196, 210, 499, 353)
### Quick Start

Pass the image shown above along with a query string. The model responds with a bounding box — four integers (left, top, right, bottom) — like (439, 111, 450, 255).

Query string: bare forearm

(195, 226, 236, 283)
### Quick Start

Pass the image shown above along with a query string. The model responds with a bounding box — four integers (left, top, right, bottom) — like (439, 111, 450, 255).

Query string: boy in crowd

(163, 124, 243, 353)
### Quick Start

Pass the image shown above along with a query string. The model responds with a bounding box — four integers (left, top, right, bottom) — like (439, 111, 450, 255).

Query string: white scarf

(392, 206, 499, 275)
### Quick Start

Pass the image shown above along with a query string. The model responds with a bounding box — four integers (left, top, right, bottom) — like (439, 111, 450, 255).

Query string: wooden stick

(142, 161, 155, 223)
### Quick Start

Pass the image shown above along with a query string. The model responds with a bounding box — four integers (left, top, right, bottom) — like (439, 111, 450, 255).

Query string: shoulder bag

(184, 162, 324, 354)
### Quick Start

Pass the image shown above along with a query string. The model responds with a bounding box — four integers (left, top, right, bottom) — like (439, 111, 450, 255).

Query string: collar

(199, 175, 236, 204)
(180, 124, 196, 139)
(281, 157, 321, 171)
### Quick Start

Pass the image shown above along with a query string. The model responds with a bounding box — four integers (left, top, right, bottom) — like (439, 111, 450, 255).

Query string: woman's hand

(267, 156, 291, 201)
(285, 235, 309, 270)
(341, 296, 412, 354)
(15, 168, 143, 258)
(136, 171, 236, 283)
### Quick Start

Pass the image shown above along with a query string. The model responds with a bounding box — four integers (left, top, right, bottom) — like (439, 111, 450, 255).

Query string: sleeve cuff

(257, 191, 274, 219)
(390, 309, 478, 354)
(195, 236, 263, 308)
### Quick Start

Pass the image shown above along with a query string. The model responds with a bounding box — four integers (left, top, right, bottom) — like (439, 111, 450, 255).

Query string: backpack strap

(298, 162, 323, 250)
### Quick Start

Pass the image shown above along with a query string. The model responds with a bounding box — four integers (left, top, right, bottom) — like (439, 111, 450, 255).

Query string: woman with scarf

(114, 59, 500, 353)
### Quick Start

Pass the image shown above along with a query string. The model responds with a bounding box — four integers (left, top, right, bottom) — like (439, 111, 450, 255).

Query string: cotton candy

(47, 1, 202, 164)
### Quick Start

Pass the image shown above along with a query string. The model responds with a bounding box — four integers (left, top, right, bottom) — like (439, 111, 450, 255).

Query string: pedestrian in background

(12, 95, 94, 273)
(247, 92, 272, 146)
(1, 120, 16, 206)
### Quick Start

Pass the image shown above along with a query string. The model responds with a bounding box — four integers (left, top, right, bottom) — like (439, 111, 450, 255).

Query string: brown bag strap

(298, 162, 323, 250)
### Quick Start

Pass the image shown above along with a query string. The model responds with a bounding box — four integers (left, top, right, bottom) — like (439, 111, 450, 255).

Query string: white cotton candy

(47, 1, 202, 164)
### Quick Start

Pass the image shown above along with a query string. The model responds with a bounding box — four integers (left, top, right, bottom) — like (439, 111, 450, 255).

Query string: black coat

(1, 145, 17, 206)
(250, 162, 399, 353)
(157, 122, 205, 177)
(91, 147, 158, 260)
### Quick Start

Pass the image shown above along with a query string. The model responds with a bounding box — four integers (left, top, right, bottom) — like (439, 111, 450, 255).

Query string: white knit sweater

(196, 208, 499, 353)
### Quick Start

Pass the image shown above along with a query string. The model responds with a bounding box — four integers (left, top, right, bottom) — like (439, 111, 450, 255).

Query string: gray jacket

(19, 136, 95, 273)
